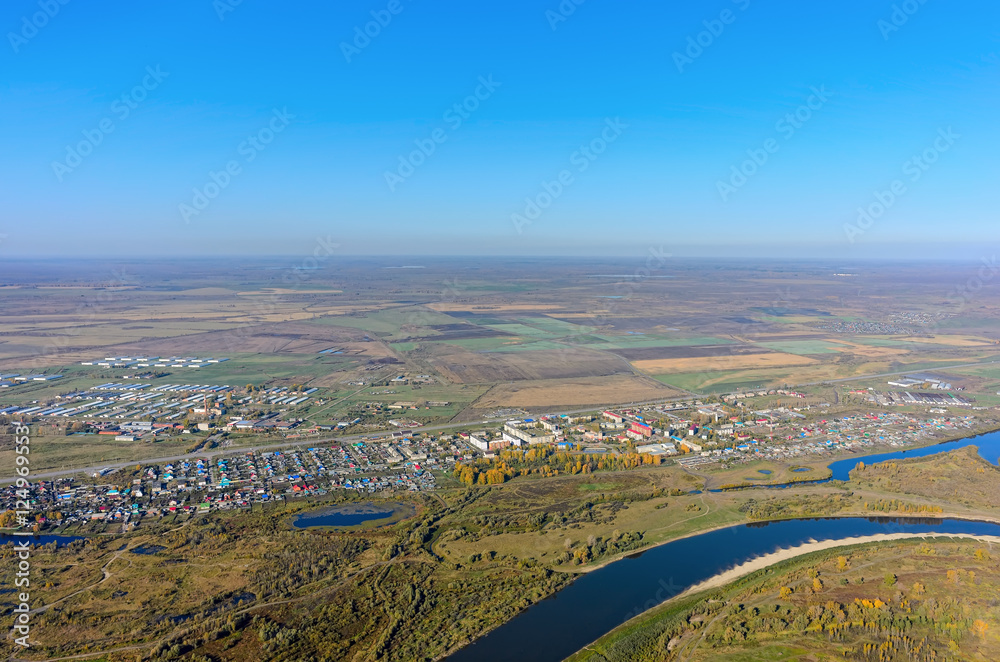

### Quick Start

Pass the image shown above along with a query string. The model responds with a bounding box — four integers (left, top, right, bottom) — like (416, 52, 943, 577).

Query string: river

(446, 429, 1000, 662)
(445, 517, 1000, 662)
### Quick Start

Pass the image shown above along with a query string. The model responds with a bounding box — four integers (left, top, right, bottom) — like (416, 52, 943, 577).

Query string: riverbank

(679, 531, 1000, 598)
(572, 508, 1000, 576)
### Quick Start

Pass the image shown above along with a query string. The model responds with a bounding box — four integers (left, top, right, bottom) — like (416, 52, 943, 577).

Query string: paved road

(5, 358, 997, 485)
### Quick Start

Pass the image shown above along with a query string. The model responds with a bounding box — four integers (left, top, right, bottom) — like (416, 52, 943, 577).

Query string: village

(3, 378, 989, 534)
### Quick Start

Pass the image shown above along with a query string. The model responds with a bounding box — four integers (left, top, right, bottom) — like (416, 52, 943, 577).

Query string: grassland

(634, 352, 818, 374)
(0, 433, 196, 473)
(757, 340, 843, 354)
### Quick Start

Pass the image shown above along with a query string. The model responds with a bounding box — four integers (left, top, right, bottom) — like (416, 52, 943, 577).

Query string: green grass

(390, 342, 418, 352)
(948, 364, 1000, 379)
(695, 645, 813, 661)
(578, 482, 619, 491)
(652, 371, 740, 393)
(517, 317, 591, 334)
(0, 434, 195, 473)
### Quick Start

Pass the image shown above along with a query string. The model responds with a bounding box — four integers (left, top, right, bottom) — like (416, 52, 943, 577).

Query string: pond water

(715, 430, 1000, 492)
(293, 503, 398, 529)
(130, 544, 166, 555)
(445, 516, 1000, 662)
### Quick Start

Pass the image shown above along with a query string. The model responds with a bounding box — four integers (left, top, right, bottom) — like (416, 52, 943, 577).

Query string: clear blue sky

(1, 0, 998, 258)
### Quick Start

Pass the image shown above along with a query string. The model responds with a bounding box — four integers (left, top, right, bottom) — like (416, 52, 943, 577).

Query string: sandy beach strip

(680, 532, 1000, 597)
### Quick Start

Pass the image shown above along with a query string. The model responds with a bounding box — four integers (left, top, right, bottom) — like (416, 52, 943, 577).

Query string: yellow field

(901, 334, 998, 347)
(826, 339, 910, 358)
(634, 352, 817, 374)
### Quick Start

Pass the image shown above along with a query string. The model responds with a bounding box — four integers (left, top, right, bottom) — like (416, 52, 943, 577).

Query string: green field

(481, 323, 560, 339)
(517, 317, 592, 334)
(487, 340, 574, 352)
(758, 340, 842, 355)
(390, 341, 418, 352)
(593, 335, 731, 350)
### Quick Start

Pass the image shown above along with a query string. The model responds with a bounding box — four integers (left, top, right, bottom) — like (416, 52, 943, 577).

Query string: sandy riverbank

(680, 532, 1000, 597)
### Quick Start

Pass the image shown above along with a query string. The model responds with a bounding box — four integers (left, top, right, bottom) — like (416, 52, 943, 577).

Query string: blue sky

(1, 0, 998, 257)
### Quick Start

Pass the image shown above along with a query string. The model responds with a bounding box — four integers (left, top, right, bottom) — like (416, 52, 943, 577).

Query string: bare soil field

(470, 374, 679, 408)
(428, 345, 628, 384)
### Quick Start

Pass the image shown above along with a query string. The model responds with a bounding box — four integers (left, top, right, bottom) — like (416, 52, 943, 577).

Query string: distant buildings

(502, 421, 555, 445)
(887, 375, 953, 390)
(80, 356, 228, 368)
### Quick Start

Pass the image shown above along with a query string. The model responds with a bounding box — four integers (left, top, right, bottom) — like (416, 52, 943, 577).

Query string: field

(4, 258, 1000, 421)
(4, 258, 1000, 478)
(469, 375, 682, 409)
(633, 352, 818, 374)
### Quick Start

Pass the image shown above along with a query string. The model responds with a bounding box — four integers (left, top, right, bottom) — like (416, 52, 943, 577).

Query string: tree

(972, 619, 988, 640)
(836, 556, 849, 571)
(883, 572, 896, 587)
(779, 586, 792, 599)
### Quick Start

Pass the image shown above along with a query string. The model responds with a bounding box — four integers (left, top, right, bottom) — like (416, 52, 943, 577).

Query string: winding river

(446, 430, 1000, 662)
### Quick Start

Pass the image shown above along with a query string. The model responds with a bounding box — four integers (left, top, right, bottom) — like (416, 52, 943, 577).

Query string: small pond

(293, 502, 409, 529)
